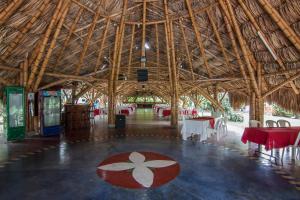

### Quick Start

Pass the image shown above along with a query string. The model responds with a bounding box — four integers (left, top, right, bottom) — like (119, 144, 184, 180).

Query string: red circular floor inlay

(96, 151, 180, 189)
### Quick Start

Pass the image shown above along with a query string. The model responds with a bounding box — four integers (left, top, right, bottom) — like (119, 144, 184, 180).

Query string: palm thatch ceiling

(0, 0, 300, 110)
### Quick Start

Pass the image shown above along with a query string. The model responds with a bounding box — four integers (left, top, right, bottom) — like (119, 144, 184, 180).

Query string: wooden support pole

(170, 21, 179, 127)
(127, 24, 135, 80)
(164, 0, 178, 127)
(155, 23, 160, 81)
(249, 92, 256, 122)
(71, 83, 77, 104)
(19, 63, 24, 86)
(0, 0, 24, 24)
(23, 57, 28, 87)
(108, 26, 120, 127)
(164, 23, 173, 89)
(221, 10, 251, 94)
(141, 0, 147, 68)
(34, 1, 71, 90)
(27, 0, 64, 89)
(179, 19, 194, 81)
(221, 0, 260, 97)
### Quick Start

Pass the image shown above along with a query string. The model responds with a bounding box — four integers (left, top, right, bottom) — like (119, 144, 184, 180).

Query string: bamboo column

(141, 0, 147, 68)
(249, 92, 256, 123)
(112, 0, 128, 126)
(222, 0, 260, 97)
(127, 24, 135, 80)
(256, 63, 264, 125)
(19, 63, 24, 86)
(221, 9, 251, 94)
(164, 23, 173, 89)
(164, 0, 178, 127)
(155, 23, 160, 81)
(170, 21, 179, 127)
(71, 83, 77, 104)
(108, 26, 120, 127)
(34, 1, 71, 90)
(23, 57, 28, 87)
(27, 0, 64, 89)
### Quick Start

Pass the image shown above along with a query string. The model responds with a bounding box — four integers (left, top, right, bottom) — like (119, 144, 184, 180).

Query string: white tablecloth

(181, 119, 210, 141)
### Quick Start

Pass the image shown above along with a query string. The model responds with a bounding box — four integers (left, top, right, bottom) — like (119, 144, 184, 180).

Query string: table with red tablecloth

(94, 109, 100, 116)
(162, 109, 171, 117)
(181, 117, 215, 141)
(192, 117, 215, 128)
(121, 109, 130, 115)
(241, 127, 300, 151)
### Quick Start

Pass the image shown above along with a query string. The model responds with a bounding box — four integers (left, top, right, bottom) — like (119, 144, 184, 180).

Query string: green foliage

(272, 104, 294, 118)
(228, 112, 244, 122)
(220, 93, 244, 122)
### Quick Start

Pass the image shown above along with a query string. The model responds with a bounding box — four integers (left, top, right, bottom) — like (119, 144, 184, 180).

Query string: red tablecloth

(94, 109, 100, 116)
(163, 110, 171, 117)
(241, 127, 300, 150)
(191, 110, 197, 116)
(121, 109, 129, 115)
(193, 117, 215, 128)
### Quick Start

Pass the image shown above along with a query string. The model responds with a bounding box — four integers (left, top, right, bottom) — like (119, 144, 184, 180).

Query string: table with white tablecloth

(181, 119, 211, 141)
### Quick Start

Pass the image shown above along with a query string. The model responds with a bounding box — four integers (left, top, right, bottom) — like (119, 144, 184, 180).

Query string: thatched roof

(0, 0, 300, 111)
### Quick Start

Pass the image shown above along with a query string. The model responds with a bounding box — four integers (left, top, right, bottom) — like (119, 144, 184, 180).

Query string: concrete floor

(0, 109, 300, 199)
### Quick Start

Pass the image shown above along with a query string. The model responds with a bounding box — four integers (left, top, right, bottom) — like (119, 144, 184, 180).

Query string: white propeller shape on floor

(98, 152, 177, 187)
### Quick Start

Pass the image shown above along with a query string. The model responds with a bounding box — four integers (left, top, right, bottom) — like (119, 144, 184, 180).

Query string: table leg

(292, 146, 296, 160)
(258, 144, 262, 152)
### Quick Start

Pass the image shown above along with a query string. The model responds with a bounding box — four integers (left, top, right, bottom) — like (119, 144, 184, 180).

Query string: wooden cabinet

(64, 104, 90, 131)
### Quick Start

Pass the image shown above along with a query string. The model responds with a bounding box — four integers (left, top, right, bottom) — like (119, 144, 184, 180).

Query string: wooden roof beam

(257, 0, 300, 53)
(237, 0, 299, 95)
(55, 7, 84, 68)
(75, 5, 102, 75)
(27, 0, 64, 89)
(185, 0, 212, 78)
(34, 1, 71, 91)
(0, 0, 24, 24)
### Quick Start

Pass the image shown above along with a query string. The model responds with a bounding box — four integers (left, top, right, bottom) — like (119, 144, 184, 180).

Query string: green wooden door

(4, 86, 25, 141)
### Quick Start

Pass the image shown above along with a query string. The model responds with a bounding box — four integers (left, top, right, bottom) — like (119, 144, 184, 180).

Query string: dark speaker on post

(137, 69, 148, 82)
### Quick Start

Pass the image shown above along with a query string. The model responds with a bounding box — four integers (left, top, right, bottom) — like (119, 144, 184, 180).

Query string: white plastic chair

(277, 119, 291, 158)
(266, 120, 277, 127)
(249, 120, 262, 127)
(277, 119, 291, 127)
(293, 132, 300, 160)
(207, 118, 226, 141)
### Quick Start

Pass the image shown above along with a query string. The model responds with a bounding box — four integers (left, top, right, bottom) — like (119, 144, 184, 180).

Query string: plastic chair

(277, 120, 291, 127)
(266, 120, 277, 127)
(293, 132, 300, 160)
(249, 120, 261, 127)
(207, 118, 226, 141)
(277, 120, 291, 155)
